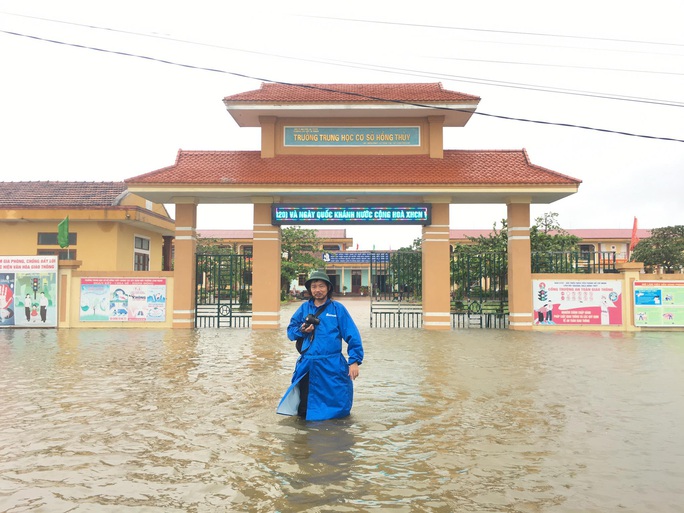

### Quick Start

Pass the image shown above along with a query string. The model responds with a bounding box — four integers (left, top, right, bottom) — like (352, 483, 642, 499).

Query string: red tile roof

(450, 228, 651, 239)
(127, 150, 580, 186)
(563, 228, 652, 239)
(223, 82, 480, 104)
(0, 182, 128, 208)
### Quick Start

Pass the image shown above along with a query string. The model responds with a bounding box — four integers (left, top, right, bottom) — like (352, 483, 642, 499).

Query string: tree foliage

(631, 225, 684, 273)
(387, 237, 422, 300)
(280, 227, 325, 295)
(196, 238, 236, 255)
(451, 212, 580, 256)
(530, 212, 581, 252)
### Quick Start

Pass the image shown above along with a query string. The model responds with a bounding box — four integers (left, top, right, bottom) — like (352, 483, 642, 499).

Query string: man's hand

(348, 362, 360, 380)
(301, 323, 315, 334)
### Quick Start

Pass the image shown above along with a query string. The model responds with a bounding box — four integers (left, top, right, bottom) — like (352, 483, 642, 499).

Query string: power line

(322, 57, 684, 108)
(2, 11, 682, 107)
(1, 28, 683, 144)
(305, 15, 684, 49)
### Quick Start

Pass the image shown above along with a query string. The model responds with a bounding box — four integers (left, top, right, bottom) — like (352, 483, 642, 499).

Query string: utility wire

(2, 11, 682, 106)
(307, 15, 684, 49)
(1, 28, 683, 144)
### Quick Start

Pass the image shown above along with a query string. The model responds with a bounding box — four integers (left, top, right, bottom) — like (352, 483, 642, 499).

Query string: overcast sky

(1, 0, 683, 249)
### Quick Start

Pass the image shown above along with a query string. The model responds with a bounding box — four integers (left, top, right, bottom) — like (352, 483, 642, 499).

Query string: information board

(634, 280, 684, 327)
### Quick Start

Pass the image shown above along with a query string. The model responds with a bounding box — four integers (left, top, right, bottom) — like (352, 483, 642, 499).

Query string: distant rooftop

(0, 182, 128, 208)
(197, 228, 350, 239)
(450, 228, 651, 239)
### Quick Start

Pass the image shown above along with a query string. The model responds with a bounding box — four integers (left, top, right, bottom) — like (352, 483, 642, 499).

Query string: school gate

(124, 82, 581, 331)
(195, 254, 252, 328)
(369, 250, 509, 329)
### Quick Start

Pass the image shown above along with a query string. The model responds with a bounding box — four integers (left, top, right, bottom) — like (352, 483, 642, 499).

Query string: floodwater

(1, 299, 683, 513)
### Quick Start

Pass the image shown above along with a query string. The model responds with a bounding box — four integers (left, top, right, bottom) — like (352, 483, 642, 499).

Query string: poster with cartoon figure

(0, 256, 59, 328)
(533, 280, 623, 326)
(80, 278, 166, 322)
(634, 281, 684, 327)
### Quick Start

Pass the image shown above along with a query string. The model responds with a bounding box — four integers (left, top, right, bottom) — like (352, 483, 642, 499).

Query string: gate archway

(125, 81, 581, 331)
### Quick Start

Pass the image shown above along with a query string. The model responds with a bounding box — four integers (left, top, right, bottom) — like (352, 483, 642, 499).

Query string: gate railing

(531, 251, 617, 273)
(370, 250, 423, 327)
(195, 254, 252, 328)
(451, 251, 508, 324)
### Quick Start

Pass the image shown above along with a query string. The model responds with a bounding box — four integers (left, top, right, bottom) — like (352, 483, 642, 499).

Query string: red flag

(629, 217, 639, 251)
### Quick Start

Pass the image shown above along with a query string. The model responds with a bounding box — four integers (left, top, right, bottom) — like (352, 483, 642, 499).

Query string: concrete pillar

(57, 259, 82, 328)
(427, 116, 444, 158)
(616, 261, 644, 332)
(252, 201, 282, 329)
(162, 235, 174, 271)
(173, 200, 197, 329)
(260, 116, 276, 158)
(507, 201, 533, 330)
(422, 202, 451, 330)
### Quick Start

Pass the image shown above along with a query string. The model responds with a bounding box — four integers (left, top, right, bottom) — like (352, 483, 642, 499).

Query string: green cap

(305, 270, 332, 290)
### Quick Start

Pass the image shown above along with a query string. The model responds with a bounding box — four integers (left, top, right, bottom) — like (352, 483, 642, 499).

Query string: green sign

(284, 126, 420, 147)
(272, 204, 431, 225)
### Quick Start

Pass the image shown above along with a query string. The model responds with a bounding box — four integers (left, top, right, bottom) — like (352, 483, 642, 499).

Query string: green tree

(451, 213, 580, 255)
(529, 212, 580, 252)
(280, 227, 325, 298)
(631, 225, 684, 273)
(389, 237, 422, 300)
(196, 238, 235, 255)
(450, 213, 582, 297)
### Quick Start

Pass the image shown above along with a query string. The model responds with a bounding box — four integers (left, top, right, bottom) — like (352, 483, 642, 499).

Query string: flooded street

(1, 298, 683, 512)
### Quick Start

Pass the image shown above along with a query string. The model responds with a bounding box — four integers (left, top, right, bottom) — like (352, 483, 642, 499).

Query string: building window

(37, 249, 77, 260)
(298, 273, 307, 286)
(323, 244, 340, 251)
(37, 232, 77, 245)
(37, 231, 77, 260)
(134, 236, 151, 271)
(242, 245, 253, 257)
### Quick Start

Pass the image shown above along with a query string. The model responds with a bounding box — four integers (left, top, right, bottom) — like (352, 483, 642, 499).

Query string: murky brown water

(1, 299, 683, 512)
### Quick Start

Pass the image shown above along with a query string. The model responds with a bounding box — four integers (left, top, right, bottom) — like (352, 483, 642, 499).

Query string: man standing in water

(277, 270, 364, 421)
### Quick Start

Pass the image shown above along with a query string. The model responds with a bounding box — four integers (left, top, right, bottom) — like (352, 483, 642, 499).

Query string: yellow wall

(0, 221, 166, 272)
(119, 193, 171, 218)
(59, 267, 174, 328)
(530, 270, 684, 332)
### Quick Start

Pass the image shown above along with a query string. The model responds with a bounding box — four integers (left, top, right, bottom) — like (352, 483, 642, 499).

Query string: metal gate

(450, 252, 509, 329)
(370, 250, 423, 327)
(195, 254, 252, 328)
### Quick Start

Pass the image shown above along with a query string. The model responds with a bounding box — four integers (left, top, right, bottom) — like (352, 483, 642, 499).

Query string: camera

(303, 314, 320, 328)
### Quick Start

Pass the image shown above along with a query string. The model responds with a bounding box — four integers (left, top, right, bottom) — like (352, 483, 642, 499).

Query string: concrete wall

(58, 264, 174, 329)
(531, 268, 684, 332)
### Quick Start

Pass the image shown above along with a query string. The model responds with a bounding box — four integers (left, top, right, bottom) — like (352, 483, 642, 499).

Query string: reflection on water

(1, 299, 683, 512)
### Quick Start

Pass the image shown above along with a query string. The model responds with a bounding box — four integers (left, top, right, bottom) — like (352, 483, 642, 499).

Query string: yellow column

(507, 201, 533, 330)
(616, 262, 644, 332)
(252, 201, 282, 329)
(260, 116, 276, 158)
(422, 202, 451, 330)
(427, 116, 444, 159)
(173, 200, 197, 329)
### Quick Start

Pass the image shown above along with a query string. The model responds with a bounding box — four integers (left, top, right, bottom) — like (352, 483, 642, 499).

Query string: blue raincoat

(277, 299, 364, 421)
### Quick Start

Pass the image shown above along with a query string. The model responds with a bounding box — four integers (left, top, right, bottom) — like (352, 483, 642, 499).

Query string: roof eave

(223, 101, 479, 127)
(126, 183, 580, 206)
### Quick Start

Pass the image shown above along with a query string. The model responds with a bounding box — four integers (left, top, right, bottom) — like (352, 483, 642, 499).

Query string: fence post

(616, 262, 644, 332)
